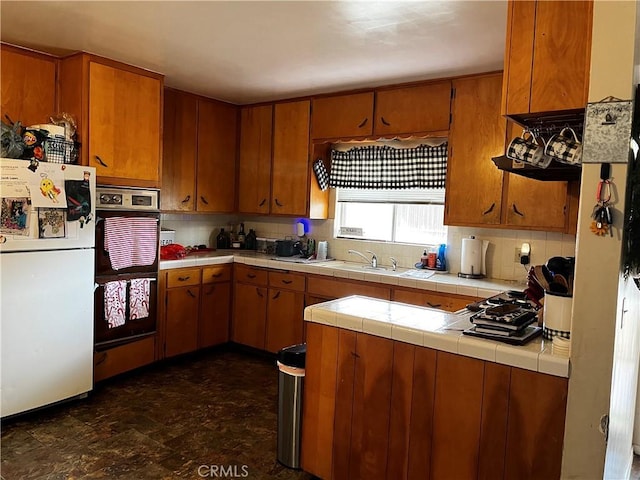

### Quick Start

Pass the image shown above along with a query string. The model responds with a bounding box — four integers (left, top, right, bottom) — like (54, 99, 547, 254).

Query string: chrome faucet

(348, 249, 378, 268)
(390, 256, 398, 272)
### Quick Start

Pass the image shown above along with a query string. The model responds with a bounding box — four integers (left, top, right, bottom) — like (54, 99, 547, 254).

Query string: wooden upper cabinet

(1, 44, 57, 127)
(88, 61, 162, 185)
(161, 88, 197, 211)
(58, 54, 163, 187)
(238, 105, 273, 214)
(196, 98, 238, 213)
(502, 121, 571, 231)
(311, 92, 374, 139)
(374, 81, 452, 136)
(502, 0, 592, 117)
(445, 74, 506, 226)
(271, 100, 310, 216)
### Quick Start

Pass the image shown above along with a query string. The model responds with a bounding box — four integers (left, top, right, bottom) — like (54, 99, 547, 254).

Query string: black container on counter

(245, 229, 257, 250)
(216, 228, 231, 249)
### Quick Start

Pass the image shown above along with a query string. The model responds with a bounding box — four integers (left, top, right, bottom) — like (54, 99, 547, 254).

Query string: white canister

(543, 291, 573, 340)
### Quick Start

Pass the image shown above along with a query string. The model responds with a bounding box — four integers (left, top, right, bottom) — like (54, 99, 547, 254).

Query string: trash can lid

(277, 343, 306, 369)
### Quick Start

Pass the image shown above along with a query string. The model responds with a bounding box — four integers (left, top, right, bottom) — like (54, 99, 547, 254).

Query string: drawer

(202, 265, 232, 284)
(235, 264, 268, 286)
(167, 268, 201, 288)
(269, 271, 305, 292)
(94, 335, 156, 382)
(307, 275, 391, 300)
(393, 287, 480, 312)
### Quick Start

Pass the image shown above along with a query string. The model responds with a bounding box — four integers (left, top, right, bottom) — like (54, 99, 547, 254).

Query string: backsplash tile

(160, 213, 576, 282)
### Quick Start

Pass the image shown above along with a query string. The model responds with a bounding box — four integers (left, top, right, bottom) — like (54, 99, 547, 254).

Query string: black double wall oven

(94, 187, 160, 351)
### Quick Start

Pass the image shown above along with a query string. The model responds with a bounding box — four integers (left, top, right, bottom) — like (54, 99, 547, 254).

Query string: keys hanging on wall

(590, 163, 613, 237)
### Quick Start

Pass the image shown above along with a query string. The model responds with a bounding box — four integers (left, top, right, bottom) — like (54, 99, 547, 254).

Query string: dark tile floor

(1, 348, 314, 480)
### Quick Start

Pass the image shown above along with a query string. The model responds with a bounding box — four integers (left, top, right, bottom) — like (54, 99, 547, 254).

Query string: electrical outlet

(514, 247, 521, 262)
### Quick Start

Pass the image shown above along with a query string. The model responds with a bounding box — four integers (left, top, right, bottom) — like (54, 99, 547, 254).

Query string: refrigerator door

(1, 248, 94, 417)
(0, 159, 96, 252)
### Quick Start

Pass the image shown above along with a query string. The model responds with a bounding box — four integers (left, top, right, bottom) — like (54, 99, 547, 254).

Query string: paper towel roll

(460, 236, 485, 276)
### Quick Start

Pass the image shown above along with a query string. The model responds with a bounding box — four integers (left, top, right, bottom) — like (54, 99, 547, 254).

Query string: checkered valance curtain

(329, 143, 448, 189)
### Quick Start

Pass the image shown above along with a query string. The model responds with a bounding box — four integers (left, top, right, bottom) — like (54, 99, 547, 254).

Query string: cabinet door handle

(274, 198, 283, 207)
(187, 289, 196, 298)
(204, 286, 215, 295)
(247, 273, 256, 279)
(95, 352, 108, 366)
(259, 198, 266, 207)
(178, 276, 190, 281)
(181, 195, 191, 203)
(282, 279, 293, 285)
(483, 203, 496, 215)
(351, 351, 360, 359)
(357, 118, 368, 128)
(256, 288, 264, 298)
(200, 196, 209, 205)
(272, 291, 281, 300)
(95, 155, 108, 168)
(380, 116, 391, 126)
(513, 204, 525, 217)
(426, 302, 442, 308)
(211, 273, 222, 278)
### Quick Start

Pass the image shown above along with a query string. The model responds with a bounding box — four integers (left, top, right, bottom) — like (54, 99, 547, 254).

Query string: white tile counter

(160, 251, 519, 299)
(304, 295, 570, 378)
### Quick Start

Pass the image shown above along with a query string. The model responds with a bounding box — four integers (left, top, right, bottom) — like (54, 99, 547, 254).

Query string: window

(331, 140, 448, 245)
(335, 188, 447, 245)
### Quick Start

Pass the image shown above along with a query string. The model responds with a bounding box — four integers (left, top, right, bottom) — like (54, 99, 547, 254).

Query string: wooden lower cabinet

(301, 324, 568, 480)
(232, 282, 268, 349)
(265, 288, 304, 353)
(94, 336, 156, 383)
(165, 285, 200, 357)
(199, 265, 232, 348)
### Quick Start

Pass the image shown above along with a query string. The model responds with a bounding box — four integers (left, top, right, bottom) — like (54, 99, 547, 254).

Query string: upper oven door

(95, 211, 159, 277)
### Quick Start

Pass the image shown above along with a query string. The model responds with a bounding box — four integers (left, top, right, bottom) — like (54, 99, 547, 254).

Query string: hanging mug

(545, 127, 582, 165)
(507, 131, 552, 168)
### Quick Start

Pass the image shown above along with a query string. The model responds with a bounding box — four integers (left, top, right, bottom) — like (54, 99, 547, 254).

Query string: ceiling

(0, 1, 508, 105)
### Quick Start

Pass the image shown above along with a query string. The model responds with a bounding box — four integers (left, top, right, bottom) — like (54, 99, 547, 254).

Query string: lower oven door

(94, 273, 158, 349)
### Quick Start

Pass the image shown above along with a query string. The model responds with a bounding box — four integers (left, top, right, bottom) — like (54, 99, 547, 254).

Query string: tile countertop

(304, 295, 569, 378)
(159, 251, 519, 299)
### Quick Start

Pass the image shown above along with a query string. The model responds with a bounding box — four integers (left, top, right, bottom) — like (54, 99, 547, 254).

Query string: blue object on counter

(436, 243, 447, 271)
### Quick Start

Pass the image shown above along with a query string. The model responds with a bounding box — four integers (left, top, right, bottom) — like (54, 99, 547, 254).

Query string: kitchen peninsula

(301, 296, 568, 480)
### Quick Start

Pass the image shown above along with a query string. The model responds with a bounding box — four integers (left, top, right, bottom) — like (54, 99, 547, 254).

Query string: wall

(561, 1, 639, 478)
(161, 213, 575, 282)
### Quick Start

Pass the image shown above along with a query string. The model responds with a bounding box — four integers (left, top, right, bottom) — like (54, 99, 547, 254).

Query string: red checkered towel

(104, 217, 158, 271)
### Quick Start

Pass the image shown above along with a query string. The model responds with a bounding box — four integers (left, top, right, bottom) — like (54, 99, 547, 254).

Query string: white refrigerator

(0, 158, 96, 417)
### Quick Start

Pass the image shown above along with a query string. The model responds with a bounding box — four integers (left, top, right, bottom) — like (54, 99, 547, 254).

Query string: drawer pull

(256, 288, 264, 298)
(187, 289, 196, 298)
(211, 273, 222, 278)
(247, 273, 256, 279)
(272, 291, 281, 300)
(282, 279, 293, 285)
(95, 352, 108, 366)
(181, 195, 191, 203)
(426, 302, 442, 308)
(178, 276, 190, 281)
(357, 118, 368, 128)
(95, 155, 108, 168)
(259, 198, 266, 207)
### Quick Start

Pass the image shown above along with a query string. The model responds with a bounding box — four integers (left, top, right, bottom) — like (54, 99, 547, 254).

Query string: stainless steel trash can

(277, 343, 306, 469)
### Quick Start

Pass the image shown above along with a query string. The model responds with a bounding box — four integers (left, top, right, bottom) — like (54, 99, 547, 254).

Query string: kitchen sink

(398, 269, 436, 280)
